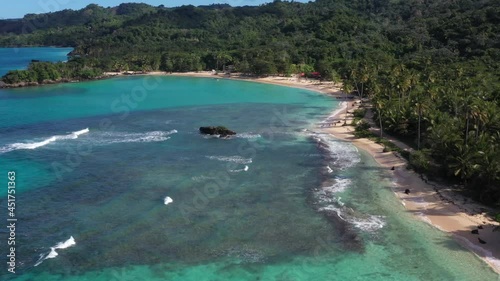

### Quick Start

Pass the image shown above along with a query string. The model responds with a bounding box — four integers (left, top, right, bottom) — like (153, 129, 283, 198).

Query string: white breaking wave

(206, 155, 253, 164)
(317, 101, 348, 125)
(327, 102, 348, 122)
(309, 122, 383, 232)
(0, 129, 176, 154)
(324, 178, 352, 194)
(319, 205, 386, 232)
(70, 128, 89, 137)
(54, 236, 76, 249)
(349, 215, 386, 232)
(315, 177, 385, 232)
(326, 165, 333, 173)
(236, 133, 262, 139)
(311, 133, 361, 170)
(316, 177, 352, 204)
(164, 196, 173, 205)
(0, 128, 89, 154)
(35, 236, 76, 267)
(202, 134, 221, 139)
(92, 130, 177, 145)
(230, 165, 249, 173)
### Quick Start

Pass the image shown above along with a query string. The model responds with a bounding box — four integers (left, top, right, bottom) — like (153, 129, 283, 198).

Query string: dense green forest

(0, 0, 499, 204)
(1, 59, 103, 84)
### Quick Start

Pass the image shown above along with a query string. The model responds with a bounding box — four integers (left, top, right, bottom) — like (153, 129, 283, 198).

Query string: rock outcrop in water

(199, 126, 236, 138)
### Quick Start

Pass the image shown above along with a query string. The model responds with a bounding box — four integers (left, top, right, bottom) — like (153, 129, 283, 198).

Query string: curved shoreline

(322, 102, 500, 274)
(164, 71, 500, 274)
(107, 71, 346, 97)
(4, 70, 499, 273)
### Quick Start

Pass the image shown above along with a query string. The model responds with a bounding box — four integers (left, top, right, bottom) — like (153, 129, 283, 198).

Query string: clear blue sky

(1, 0, 285, 19)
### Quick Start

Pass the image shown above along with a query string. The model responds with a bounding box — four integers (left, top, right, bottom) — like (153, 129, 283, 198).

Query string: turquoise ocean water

(0, 48, 498, 280)
(0, 47, 73, 77)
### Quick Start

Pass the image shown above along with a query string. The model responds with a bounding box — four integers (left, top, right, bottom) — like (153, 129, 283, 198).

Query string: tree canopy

(1, 0, 499, 204)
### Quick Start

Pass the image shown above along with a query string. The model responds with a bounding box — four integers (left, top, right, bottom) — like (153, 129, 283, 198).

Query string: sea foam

(206, 155, 253, 164)
(0, 128, 89, 154)
(229, 165, 249, 173)
(92, 130, 177, 145)
(319, 205, 386, 232)
(317, 101, 348, 125)
(0, 129, 177, 154)
(326, 165, 333, 173)
(324, 178, 352, 194)
(310, 132, 360, 170)
(236, 133, 262, 139)
(35, 236, 76, 267)
(315, 177, 386, 232)
(164, 196, 173, 205)
(316, 177, 352, 204)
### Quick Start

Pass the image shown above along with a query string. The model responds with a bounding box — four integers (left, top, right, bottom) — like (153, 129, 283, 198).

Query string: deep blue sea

(0, 48, 498, 280)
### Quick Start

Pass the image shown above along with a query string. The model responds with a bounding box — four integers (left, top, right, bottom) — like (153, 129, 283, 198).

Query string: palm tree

(410, 85, 428, 150)
(341, 80, 353, 125)
(369, 80, 385, 137)
(374, 98, 385, 138)
(448, 144, 479, 187)
(474, 134, 500, 189)
(358, 63, 371, 99)
(214, 52, 232, 72)
(460, 93, 476, 146)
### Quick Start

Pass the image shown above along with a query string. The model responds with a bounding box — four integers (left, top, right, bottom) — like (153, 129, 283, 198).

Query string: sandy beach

(323, 102, 500, 273)
(105, 71, 346, 97)
(109, 70, 500, 273)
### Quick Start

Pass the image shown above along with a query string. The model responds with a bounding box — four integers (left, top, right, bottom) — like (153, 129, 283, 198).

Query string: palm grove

(0, 0, 499, 204)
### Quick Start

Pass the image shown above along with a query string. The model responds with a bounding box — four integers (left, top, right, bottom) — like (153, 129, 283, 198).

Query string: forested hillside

(1, 0, 499, 204)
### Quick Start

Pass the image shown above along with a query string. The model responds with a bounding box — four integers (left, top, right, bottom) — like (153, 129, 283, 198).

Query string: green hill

(1, 0, 499, 204)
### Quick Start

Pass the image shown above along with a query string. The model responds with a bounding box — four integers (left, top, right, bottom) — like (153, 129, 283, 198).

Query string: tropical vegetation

(0, 0, 499, 203)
